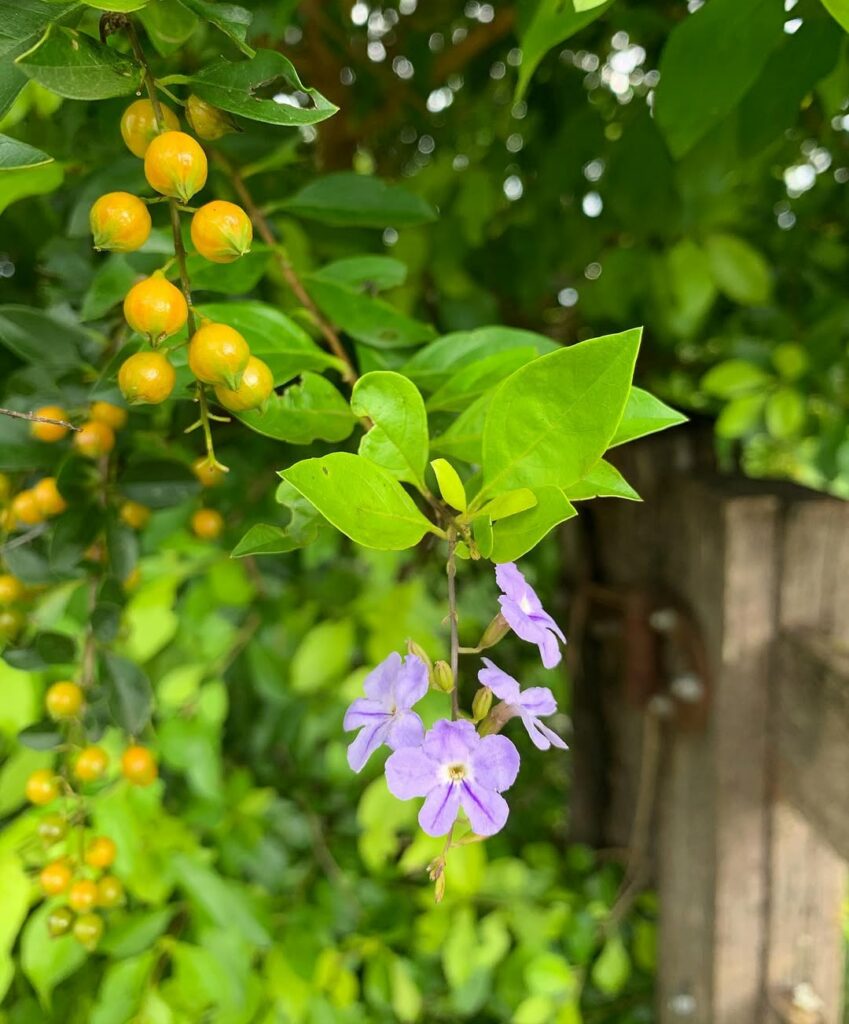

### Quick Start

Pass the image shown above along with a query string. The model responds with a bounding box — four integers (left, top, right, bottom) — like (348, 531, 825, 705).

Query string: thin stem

(211, 151, 359, 386)
(0, 408, 78, 430)
(446, 528, 460, 721)
(0, 524, 48, 553)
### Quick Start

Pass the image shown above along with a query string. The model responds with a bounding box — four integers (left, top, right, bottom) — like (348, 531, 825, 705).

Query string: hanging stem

(125, 18, 225, 472)
(211, 151, 359, 386)
(0, 408, 78, 430)
(446, 527, 460, 721)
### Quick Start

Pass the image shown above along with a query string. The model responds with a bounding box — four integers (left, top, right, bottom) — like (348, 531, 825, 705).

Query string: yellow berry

(121, 745, 157, 786)
(188, 322, 250, 386)
(190, 201, 252, 264)
(90, 401, 127, 430)
(25, 769, 59, 806)
(31, 406, 69, 443)
(119, 500, 151, 530)
(85, 836, 117, 870)
(185, 95, 235, 141)
(0, 573, 23, 605)
(89, 192, 151, 253)
(0, 608, 25, 639)
(73, 746, 109, 783)
(191, 508, 224, 540)
(72, 911, 104, 950)
(96, 875, 124, 908)
(192, 457, 226, 487)
(123, 273, 188, 342)
(120, 99, 180, 159)
(32, 477, 67, 518)
(118, 351, 176, 405)
(213, 356, 273, 413)
(73, 420, 115, 459)
(68, 879, 99, 914)
(45, 681, 84, 720)
(10, 490, 43, 527)
(39, 859, 72, 896)
(144, 131, 208, 202)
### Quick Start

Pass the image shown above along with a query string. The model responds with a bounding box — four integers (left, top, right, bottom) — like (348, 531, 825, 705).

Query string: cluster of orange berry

(25, 681, 158, 949)
(90, 98, 273, 414)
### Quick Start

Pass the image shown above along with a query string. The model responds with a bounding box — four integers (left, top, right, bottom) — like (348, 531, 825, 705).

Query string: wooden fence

(567, 428, 848, 1024)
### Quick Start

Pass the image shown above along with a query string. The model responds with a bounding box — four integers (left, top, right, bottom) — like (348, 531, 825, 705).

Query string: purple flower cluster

(343, 561, 567, 839)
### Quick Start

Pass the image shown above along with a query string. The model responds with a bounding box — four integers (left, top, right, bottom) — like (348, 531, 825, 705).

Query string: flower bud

(407, 639, 432, 676)
(433, 660, 454, 693)
(434, 872, 446, 904)
(472, 686, 493, 722)
(477, 612, 510, 651)
(186, 94, 238, 140)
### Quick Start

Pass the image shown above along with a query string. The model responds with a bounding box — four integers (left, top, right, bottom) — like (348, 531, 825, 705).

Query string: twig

(212, 151, 359, 386)
(0, 524, 47, 552)
(0, 407, 78, 430)
(446, 528, 460, 720)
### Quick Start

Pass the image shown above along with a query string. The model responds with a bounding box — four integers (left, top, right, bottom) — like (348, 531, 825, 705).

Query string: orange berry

(123, 273, 188, 342)
(192, 457, 226, 487)
(190, 201, 252, 264)
(45, 681, 84, 720)
(73, 746, 109, 783)
(10, 490, 43, 527)
(90, 401, 127, 431)
(26, 769, 59, 806)
(31, 406, 69, 443)
(73, 912, 103, 950)
(188, 322, 250, 386)
(119, 500, 150, 530)
(191, 508, 224, 540)
(73, 420, 115, 460)
(38, 813, 68, 844)
(213, 356, 273, 413)
(96, 875, 124, 908)
(0, 608, 25, 639)
(89, 192, 151, 253)
(68, 879, 98, 914)
(118, 351, 176, 405)
(185, 94, 235, 141)
(85, 836, 117, 870)
(0, 573, 23, 605)
(47, 906, 74, 938)
(144, 131, 207, 202)
(121, 745, 157, 786)
(32, 477, 67, 518)
(120, 98, 180, 159)
(39, 859, 72, 896)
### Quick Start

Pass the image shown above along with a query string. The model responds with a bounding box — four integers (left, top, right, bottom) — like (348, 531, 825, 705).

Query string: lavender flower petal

(459, 781, 509, 836)
(392, 655, 429, 708)
(386, 710, 425, 751)
(478, 658, 521, 703)
(385, 746, 439, 798)
(419, 783, 461, 836)
(347, 720, 391, 772)
(472, 734, 520, 791)
(343, 697, 387, 731)
(362, 650, 403, 704)
(522, 714, 569, 751)
(518, 686, 558, 717)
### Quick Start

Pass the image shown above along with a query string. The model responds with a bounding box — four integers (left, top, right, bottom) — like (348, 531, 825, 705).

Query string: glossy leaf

(101, 652, 153, 734)
(175, 0, 253, 55)
(279, 172, 436, 227)
(352, 371, 429, 489)
(426, 347, 539, 412)
(610, 387, 687, 447)
(481, 329, 641, 495)
(282, 452, 439, 550)
(234, 372, 354, 443)
(0, 133, 52, 169)
(565, 460, 640, 502)
(431, 458, 467, 511)
(16, 26, 142, 100)
(518, 0, 613, 98)
(489, 488, 577, 562)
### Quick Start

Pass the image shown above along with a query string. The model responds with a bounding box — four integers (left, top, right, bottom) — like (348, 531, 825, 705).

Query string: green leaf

(279, 173, 436, 227)
(565, 460, 640, 501)
(190, 48, 337, 126)
(291, 619, 355, 693)
(431, 458, 467, 512)
(489, 487, 577, 562)
(0, 132, 52, 169)
(701, 359, 772, 399)
(138, 0, 198, 56)
(16, 26, 142, 100)
(101, 651, 153, 733)
(3, 632, 76, 670)
(313, 256, 407, 292)
(185, 247, 271, 294)
(0, 305, 88, 367)
(81, 255, 137, 322)
(17, 722, 63, 750)
(0, 854, 28, 1002)
(716, 393, 765, 438)
(821, 0, 849, 32)
(282, 452, 439, 550)
(234, 372, 354, 444)
(89, 952, 156, 1024)
(86, 0, 149, 10)
(352, 371, 429, 489)
(402, 326, 558, 393)
(175, 0, 253, 56)
(188, 301, 340, 381)
(120, 460, 199, 508)
(21, 902, 86, 1007)
(477, 488, 537, 521)
(304, 275, 436, 350)
(654, 0, 785, 157)
(430, 393, 492, 465)
(704, 233, 772, 306)
(426, 347, 539, 412)
(765, 387, 805, 439)
(610, 387, 687, 446)
(591, 935, 630, 996)
(171, 854, 271, 946)
(481, 329, 641, 495)
(517, 0, 613, 98)
(231, 521, 314, 557)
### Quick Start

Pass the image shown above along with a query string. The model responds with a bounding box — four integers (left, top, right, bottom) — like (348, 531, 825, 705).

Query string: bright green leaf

(701, 359, 771, 399)
(175, 0, 253, 55)
(489, 488, 577, 562)
(518, 0, 613, 98)
(610, 386, 687, 447)
(431, 458, 467, 511)
(591, 935, 631, 996)
(352, 371, 429, 488)
(565, 459, 640, 501)
(765, 387, 805, 439)
(704, 233, 772, 306)
(234, 372, 355, 444)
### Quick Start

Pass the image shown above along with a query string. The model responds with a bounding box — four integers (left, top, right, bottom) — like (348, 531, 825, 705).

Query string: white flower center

(440, 760, 471, 784)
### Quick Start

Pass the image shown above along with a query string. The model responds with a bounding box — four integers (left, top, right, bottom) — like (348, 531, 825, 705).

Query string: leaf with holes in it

(189, 48, 337, 126)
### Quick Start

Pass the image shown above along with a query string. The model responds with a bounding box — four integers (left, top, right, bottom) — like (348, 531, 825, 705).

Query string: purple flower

(344, 652, 428, 772)
(479, 658, 568, 751)
(495, 562, 566, 669)
(385, 719, 520, 837)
